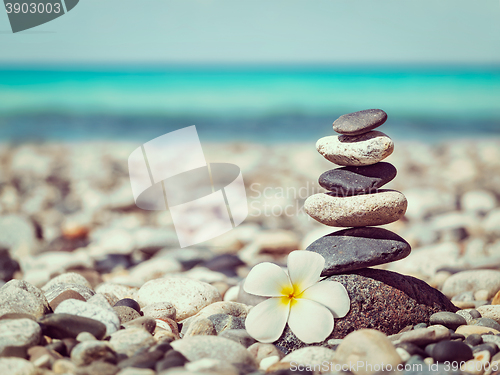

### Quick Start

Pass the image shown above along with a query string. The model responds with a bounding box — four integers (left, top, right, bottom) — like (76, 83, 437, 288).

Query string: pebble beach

(1, 115, 500, 375)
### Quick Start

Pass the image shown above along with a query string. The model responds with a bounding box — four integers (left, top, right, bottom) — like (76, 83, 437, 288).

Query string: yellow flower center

(280, 283, 303, 307)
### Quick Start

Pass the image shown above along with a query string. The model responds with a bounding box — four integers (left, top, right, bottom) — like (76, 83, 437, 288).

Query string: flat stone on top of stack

(332, 108, 388, 135)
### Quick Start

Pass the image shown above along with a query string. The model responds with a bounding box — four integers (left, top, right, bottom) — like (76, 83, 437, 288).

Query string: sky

(0, 0, 499, 65)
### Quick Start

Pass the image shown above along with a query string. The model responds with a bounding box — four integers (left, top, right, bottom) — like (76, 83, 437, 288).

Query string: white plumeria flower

(243, 250, 350, 344)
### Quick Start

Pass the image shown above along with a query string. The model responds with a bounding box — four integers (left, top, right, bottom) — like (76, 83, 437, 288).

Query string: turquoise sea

(0, 65, 499, 143)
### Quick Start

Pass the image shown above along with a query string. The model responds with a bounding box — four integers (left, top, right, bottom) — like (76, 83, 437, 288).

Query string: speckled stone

(316, 131, 394, 166)
(332, 109, 388, 136)
(137, 278, 221, 321)
(113, 306, 141, 324)
(207, 314, 245, 334)
(0, 280, 51, 319)
(44, 283, 95, 302)
(274, 268, 457, 354)
(306, 227, 411, 275)
(171, 336, 257, 368)
(319, 162, 397, 196)
(0, 318, 41, 357)
(332, 329, 401, 375)
(141, 302, 176, 321)
(304, 190, 407, 227)
(49, 290, 86, 311)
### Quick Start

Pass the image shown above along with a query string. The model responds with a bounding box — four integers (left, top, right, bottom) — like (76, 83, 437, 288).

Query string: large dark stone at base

(306, 227, 411, 275)
(274, 268, 457, 354)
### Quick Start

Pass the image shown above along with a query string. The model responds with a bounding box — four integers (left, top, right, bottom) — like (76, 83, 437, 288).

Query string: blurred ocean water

(0, 65, 499, 143)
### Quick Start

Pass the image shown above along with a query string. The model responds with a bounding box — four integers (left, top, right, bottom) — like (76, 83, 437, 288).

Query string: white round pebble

(0, 357, 36, 375)
(109, 327, 155, 357)
(260, 355, 280, 371)
(333, 329, 402, 375)
(41, 272, 92, 291)
(304, 190, 407, 227)
(0, 319, 41, 351)
(137, 277, 222, 321)
(281, 346, 336, 369)
(316, 131, 394, 166)
(223, 286, 240, 302)
(171, 335, 257, 368)
(442, 270, 500, 299)
(0, 280, 51, 318)
(142, 302, 176, 321)
(477, 305, 500, 324)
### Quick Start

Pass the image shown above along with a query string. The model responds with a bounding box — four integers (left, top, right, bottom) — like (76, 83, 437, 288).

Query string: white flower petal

(245, 297, 290, 343)
(244, 262, 292, 297)
(287, 250, 325, 293)
(301, 281, 350, 318)
(288, 298, 334, 344)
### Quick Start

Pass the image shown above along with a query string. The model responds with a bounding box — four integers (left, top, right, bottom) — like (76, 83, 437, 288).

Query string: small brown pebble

(49, 290, 86, 311)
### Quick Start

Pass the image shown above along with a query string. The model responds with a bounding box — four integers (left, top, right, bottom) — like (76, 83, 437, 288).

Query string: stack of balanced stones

(304, 109, 412, 274)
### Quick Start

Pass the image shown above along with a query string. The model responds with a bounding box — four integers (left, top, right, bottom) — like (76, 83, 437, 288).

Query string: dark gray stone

(117, 349, 164, 369)
(464, 334, 482, 347)
(318, 162, 397, 196)
(306, 227, 411, 275)
(156, 350, 188, 372)
(429, 312, 467, 330)
(39, 313, 106, 340)
(470, 318, 500, 331)
(332, 109, 387, 135)
(469, 309, 481, 319)
(432, 340, 473, 363)
(274, 268, 457, 354)
(113, 298, 141, 314)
